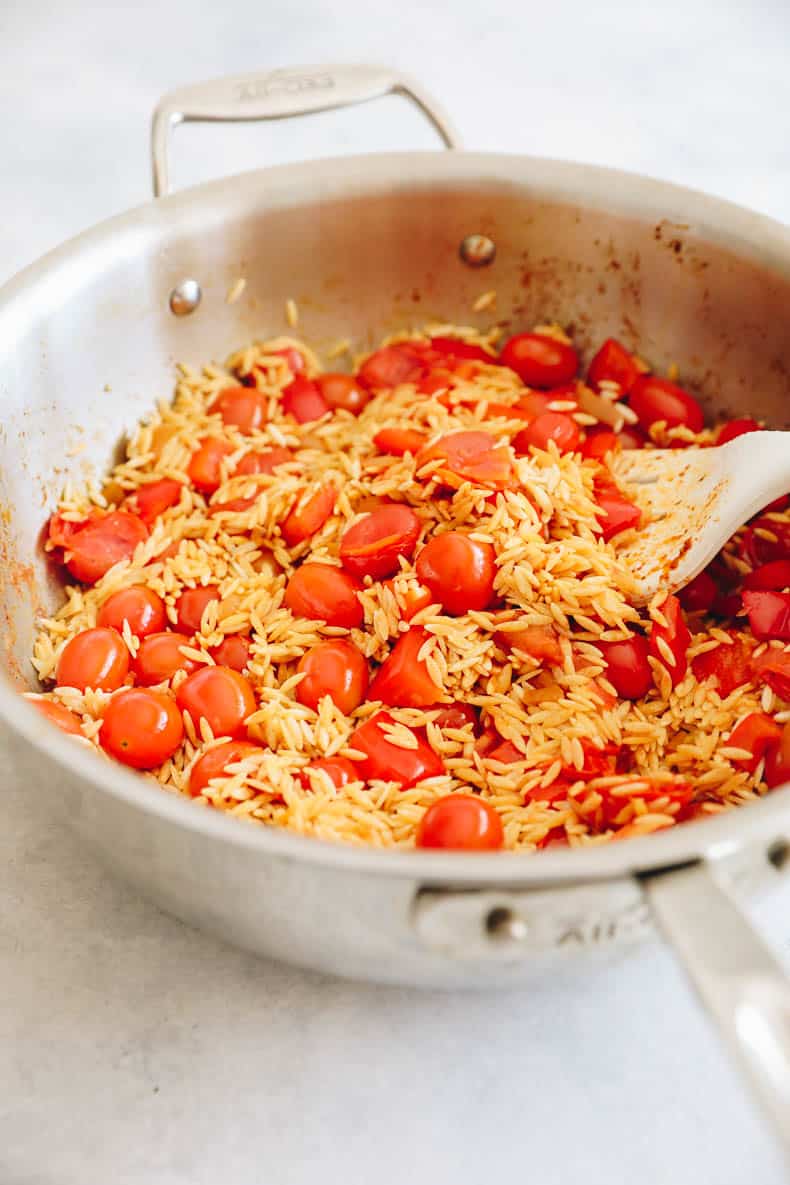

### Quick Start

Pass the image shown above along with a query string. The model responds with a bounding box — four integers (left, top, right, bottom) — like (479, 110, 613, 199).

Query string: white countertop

(3, 2, 790, 1182)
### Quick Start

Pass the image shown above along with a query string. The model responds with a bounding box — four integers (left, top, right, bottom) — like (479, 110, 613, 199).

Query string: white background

(2, 1, 790, 1182)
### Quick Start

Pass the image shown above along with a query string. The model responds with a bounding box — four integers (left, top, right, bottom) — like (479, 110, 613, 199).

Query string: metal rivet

(169, 279, 202, 316)
(485, 905, 528, 944)
(459, 234, 496, 268)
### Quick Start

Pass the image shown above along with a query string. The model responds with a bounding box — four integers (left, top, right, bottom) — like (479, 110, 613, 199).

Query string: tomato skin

(209, 386, 268, 434)
(417, 431, 514, 491)
(679, 570, 718, 613)
(175, 585, 220, 634)
(60, 511, 149, 585)
(340, 504, 421, 581)
(100, 688, 184, 769)
(628, 375, 704, 433)
(25, 697, 84, 735)
(415, 531, 496, 615)
(299, 756, 359, 789)
(296, 639, 369, 714)
(514, 391, 561, 419)
(383, 578, 432, 621)
(430, 702, 479, 731)
(499, 333, 578, 389)
(513, 411, 581, 455)
(727, 712, 782, 773)
(765, 723, 790, 789)
(743, 590, 790, 641)
(495, 623, 563, 666)
(752, 649, 790, 701)
(281, 485, 337, 547)
(617, 425, 647, 450)
(587, 338, 639, 394)
(56, 627, 129, 692)
(374, 427, 426, 456)
(285, 563, 362, 628)
(133, 631, 199, 686)
(717, 417, 760, 444)
(649, 594, 690, 688)
(272, 347, 305, 376)
(357, 344, 425, 390)
(368, 627, 442, 708)
(349, 711, 443, 787)
(281, 376, 330, 423)
(593, 478, 641, 541)
(236, 446, 294, 476)
(97, 586, 166, 639)
(692, 633, 753, 696)
(316, 373, 368, 415)
(598, 634, 652, 700)
(430, 336, 495, 364)
(209, 634, 251, 672)
(744, 561, 790, 592)
(189, 740, 262, 796)
(188, 438, 234, 494)
(742, 517, 790, 566)
(581, 428, 620, 461)
(124, 479, 183, 525)
(416, 794, 504, 851)
(176, 666, 257, 740)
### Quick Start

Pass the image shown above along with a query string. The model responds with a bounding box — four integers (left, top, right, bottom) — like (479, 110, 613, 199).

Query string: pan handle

(644, 859, 790, 1157)
(151, 64, 460, 197)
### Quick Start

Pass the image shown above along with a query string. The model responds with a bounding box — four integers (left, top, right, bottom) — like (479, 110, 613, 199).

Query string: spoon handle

(725, 430, 790, 521)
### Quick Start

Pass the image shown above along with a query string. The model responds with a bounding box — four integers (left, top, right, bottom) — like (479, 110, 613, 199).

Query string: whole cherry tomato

(175, 586, 220, 634)
(189, 740, 262, 795)
(25, 697, 84, 736)
(415, 531, 496, 615)
(188, 438, 234, 494)
(416, 793, 504, 850)
(209, 386, 268, 434)
(628, 375, 704, 433)
(176, 666, 257, 739)
(56, 627, 129, 692)
(100, 687, 184, 769)
(97, 586, 166, 638)
(513, 411, 581, 455)
(598, 634, 652, 700)
(284, 563, 363, 628)
(499, 332, 578, 388)
(296, 639, 369, 714)
(133, 631, 199, 686)
(316, 373, 368, 415)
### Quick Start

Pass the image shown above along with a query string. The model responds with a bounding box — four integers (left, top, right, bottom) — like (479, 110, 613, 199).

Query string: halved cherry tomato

(593, 478, 641, 541)
(499, 332, 578, 388)
(281, 485, 337, 547)
(416, 793, 504, 850)
(430, 702, 479, 731)
(495, 623, 563, 666)
(726, 712, 782, 772)
(47, 509, 103, 550)
(648, 594, 690, 688)
(236, 446, 294, 476)
(415, 531, 496, 615)
(316, 373, 368, 415)
(430, 336, 495, 365)
(98, 586, 166, 639)
(628, 375, 704, 433)
(281, 375, 329, 423)
(124, 479, 183, 525)
(373, 427, 426, 456)
(340, 504, 421, 581)
(587, 338, 639, 394)
(189, 740, 262, 796)
(175, 585, 220, 634)
(742, 518, 790, 566)
(209, 634, 251, 672)
(296, 639, 369, 714)
(207, 494, 257, 518)
(357, 344, 425, 390)
(752, 648, 790, 701)
(284, 563, 363, 627)
(485, 739, 525, 765)
(187, 438, 234, 494)
(132, 631, 199, 686)
(742, 590, 790, 641)
(679, 570, 717, 613)
(100, 688, 184, 769)
(692, 633, 753, 696)
(581, 427, 620, 461)
(383, 578, 433, 622)
(744, 561, 790, 592)
(367, 627, 442, 708)
(513, 411, 581, 455)
(57, 511, 149, 585)
(349, 711, 443, 787)
(56, 627, 129, 692)
(25, 697, 83, 736)
(717, 417, 760, 444)
(299, 756, 359, 789)
(765, 722, 790, 789)
(176, 666, 256, 739)
(209, 386, 268, 434)
(417, 431, 513, 491)
(598, 634, 652, 699)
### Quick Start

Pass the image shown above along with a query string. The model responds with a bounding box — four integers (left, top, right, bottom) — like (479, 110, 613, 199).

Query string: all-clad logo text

(234, 73, 336, 102)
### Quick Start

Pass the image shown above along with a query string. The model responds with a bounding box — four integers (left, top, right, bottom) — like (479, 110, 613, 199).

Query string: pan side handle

(151, 64, 460, 197)
(644, 860, 790, 1158)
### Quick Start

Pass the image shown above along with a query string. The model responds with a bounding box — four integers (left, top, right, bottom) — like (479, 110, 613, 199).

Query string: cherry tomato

(124, 479, 183, 525)
(587, 338, 640, 394)
(679, 570, 718, 613)
(513, 411, 581, 455)
(59, 511, 149, 585)
(581, 428, 620, 461)
(628, 375, 704, 433)
(617, 425, 647, 450)
(281, 485, 337, 547)
(349, 711, 443, 787)
(47, 509, 103, 550)
(486, 739, 525, 765)
(430, 702, 479, 731)
(374, 427, 426, 456)
(296, 639, 369, 714)
(299, 756, 359, 790)
(430, 336, 495, 364)
(415, 531, 496, 615)
(416, 794, 504, 850)
(367, 627, 441, 708)
(284, 563, 363, 627)
(100, 687, 184, 769)
(236, 446, 294, 476)
(593, 478, 641, 541)
(417, 431, 514, 491)
(495, 623, 563, 666)
(727, 712, 782, 773)
(208, 494, 257, 519)
(598, 634, 652, 699)
(513, 391, 559, 419)
(744, 561, 790, 592)
(742, 517, 790, 566)
(272, 347, 305, 376)
(383, 578, 433, 622)
(209, 386, 268, 434)
(482, 401, 534, 423)
(648, 594, 690, 688)
(97, 586, 166, 639)
(316, 373, 368, 415)
(499, 332, 578, 389)
(340, 504, 421, 581)
(209, 634, 251, 672)
(56, 627, 129, 692)
(25, 697, 83, 735)
(187, 438, 234, 494)
(281, 376, 330, 423)
(357, 344, 425, 390)
(765, 723, 790, 789)
(176, 666, 256, 739)
(133, 631, 199, 686)
(751, 648, 790, 701)
(717, 417, 761, 444)
(189, 740, 262, 796)
(742, 590, 790, 641)
(692, 633, 753, 696)
(175, 585, 220, 634)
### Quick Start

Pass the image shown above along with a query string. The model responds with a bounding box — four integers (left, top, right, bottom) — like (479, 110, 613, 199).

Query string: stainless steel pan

(3, 63, 790, 1149)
